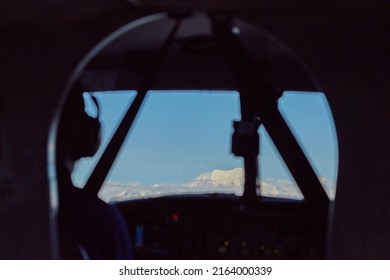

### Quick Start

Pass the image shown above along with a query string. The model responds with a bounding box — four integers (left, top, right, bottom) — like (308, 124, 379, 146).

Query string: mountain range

(99, 167, 335, 202)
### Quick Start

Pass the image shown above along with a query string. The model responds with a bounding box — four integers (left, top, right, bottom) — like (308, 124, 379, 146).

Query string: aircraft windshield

(72, 90, 337, 202)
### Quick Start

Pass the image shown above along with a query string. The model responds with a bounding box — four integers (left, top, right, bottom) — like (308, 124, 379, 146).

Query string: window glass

(277, 91, 338, 200)
(74, 91, 243, 202)
(72, 90, 337, 202)
(259, 125, 303, 200)
(72, 91, 137, 187)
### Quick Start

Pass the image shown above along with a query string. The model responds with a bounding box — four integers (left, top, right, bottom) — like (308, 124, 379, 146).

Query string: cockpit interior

(56, 13, 333, 260)
(1, 1, 389, 260)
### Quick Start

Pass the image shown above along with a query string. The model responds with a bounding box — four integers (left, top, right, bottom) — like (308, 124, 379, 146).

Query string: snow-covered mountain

(184, 167, 244, 189)
(99, 167, 335, 202)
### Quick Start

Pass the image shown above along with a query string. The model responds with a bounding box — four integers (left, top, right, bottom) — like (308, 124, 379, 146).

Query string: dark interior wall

(0, 5, 140, 259)
(0, 27, 63, 259)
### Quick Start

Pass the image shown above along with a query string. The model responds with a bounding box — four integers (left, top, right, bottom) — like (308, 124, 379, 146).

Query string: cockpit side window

(276, 91, 338, 200)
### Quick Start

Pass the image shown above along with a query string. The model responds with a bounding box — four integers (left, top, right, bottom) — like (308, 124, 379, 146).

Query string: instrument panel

(116, 195, 328, 259)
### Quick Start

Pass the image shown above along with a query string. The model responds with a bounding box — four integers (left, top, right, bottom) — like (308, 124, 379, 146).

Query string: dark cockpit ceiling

(80, 13, 319, 92)
(3, 0, 388, 95)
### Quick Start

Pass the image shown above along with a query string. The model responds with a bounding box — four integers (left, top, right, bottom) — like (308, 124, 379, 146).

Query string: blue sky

(73, 90, 338, 192)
